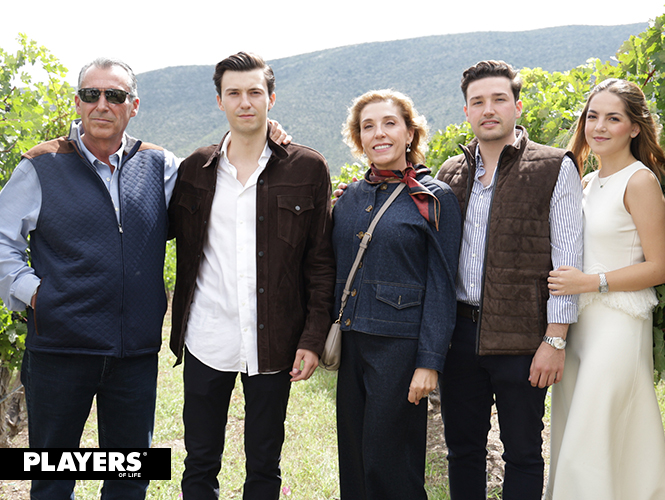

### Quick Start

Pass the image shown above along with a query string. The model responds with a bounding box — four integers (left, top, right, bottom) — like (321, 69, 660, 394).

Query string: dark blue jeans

(440, 315, 547, 500)
(20, 349, 158, 500)
(181, 349, 292, 500)
(337, 330, 428, 500)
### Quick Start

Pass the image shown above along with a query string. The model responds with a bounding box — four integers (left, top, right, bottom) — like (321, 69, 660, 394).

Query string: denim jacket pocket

(277, 195, 315, 247)
(376, 283, 423, 310)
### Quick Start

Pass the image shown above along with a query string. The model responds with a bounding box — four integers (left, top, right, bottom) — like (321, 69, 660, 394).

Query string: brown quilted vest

(437, 128, 576, 355)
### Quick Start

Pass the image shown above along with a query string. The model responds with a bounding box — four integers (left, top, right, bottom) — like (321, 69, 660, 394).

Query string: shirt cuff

(547, 295, 578, 325)
(12, 274, 41, 310)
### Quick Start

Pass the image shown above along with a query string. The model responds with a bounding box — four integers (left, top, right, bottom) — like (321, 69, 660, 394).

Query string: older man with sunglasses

(0, 58, 175, 500)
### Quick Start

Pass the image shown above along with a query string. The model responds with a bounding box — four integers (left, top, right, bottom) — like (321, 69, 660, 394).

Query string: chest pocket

(376, 284, 423, 310)
(177, 192, 202, 214)
(277, 195, 314, 247)
(174, 192, 203, 241)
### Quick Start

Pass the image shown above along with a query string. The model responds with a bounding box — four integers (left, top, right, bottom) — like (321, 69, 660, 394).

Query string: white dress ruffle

(577, 287, 657, 321)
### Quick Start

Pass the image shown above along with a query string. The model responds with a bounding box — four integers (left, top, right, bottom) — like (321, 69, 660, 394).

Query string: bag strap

(334, 183, 406, 322)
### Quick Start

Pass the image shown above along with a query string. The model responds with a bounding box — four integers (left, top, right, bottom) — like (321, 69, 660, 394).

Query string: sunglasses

(77, 88, 132, 104)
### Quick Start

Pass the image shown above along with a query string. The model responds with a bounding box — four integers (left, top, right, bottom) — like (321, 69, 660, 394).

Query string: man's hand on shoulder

(268, 119, 291, 145)
(332, 178, 358, 205)
(290, 349, 319, 382)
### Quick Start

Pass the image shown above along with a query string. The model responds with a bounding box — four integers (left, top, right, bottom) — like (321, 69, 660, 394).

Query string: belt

(457, 301, 480, 323)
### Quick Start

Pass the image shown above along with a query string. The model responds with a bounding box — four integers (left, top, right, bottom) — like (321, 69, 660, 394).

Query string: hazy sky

(2, 0, 664, 82)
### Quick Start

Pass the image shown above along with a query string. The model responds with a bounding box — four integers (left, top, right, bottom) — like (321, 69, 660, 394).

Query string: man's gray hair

(78, 57, 138, 100)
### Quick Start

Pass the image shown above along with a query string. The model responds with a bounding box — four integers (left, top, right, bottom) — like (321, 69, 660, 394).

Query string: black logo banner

(0, 448, 171, 480)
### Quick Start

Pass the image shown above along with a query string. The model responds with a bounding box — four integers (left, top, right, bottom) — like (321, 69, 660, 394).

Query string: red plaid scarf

(365, 163, 440, 230)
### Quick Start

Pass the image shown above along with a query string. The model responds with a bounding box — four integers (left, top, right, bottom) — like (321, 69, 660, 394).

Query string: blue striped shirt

(457, 135, 583, 325)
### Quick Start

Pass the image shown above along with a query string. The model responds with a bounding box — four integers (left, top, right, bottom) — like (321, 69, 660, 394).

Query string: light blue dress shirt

(0, 121, 180, 310)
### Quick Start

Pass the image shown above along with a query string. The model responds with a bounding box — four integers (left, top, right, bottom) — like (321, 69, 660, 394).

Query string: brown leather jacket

(437, 127, 576, 355)
(168, 133, 335, 370)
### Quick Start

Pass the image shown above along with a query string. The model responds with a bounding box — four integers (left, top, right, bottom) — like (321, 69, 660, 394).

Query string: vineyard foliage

(1, 34, 77, 187)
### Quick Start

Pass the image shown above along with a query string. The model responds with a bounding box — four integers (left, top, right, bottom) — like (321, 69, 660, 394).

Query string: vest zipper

(475, 144, 510, 354)
(117, 165, 125, 357)
(71, 138, 138, 357)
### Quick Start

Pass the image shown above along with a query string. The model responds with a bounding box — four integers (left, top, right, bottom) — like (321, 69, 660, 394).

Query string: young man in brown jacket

(168, 52, 335, 499)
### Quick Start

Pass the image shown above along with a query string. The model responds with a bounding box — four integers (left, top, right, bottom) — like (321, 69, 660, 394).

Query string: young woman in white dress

(545, 78, 665, 499)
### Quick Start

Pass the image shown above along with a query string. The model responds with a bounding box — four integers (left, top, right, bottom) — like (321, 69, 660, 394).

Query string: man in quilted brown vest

(436, 60, 583, 500)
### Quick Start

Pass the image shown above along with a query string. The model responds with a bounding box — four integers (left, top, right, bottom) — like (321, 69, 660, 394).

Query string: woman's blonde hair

(342, 89, 429, 166)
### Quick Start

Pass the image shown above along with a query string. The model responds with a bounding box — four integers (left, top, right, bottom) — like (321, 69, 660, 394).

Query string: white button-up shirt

(185, 134, 272, 375)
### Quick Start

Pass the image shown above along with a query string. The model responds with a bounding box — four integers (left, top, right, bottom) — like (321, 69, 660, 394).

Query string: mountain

(126, 24, 647, 173)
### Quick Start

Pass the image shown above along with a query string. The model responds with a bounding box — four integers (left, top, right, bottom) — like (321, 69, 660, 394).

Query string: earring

(406, 143, 411, 153)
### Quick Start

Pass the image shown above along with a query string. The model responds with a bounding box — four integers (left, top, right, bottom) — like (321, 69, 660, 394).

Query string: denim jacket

(332, 171, 461, 372)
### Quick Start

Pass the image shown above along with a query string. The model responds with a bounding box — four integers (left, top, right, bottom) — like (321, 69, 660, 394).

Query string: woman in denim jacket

(333, 89, 461, 499)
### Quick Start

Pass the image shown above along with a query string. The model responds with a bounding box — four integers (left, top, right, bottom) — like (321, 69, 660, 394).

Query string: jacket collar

(202, 125, 289, 169)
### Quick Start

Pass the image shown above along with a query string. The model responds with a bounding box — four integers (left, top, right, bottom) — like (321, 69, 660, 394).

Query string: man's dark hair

(213, 52, 275, 97)
(460, 60, 522, 102)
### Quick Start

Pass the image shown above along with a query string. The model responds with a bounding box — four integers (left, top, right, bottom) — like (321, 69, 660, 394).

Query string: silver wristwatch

(543, 335, 567, 350)
(598, 272, 609, 293)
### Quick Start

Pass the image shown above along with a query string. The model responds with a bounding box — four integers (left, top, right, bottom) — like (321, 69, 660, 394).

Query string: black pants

(181, 349, 292, 500)
(440, 315, 547, 500)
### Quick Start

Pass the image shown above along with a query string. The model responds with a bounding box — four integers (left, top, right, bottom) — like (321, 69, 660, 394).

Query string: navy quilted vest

(27, 139, 168, 357)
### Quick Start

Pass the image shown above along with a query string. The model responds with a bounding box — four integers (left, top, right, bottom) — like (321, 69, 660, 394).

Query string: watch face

(552, 337, 566, 349)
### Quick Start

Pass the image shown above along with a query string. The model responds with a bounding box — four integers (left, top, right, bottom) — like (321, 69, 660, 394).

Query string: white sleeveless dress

(545, 161, 665, 500)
